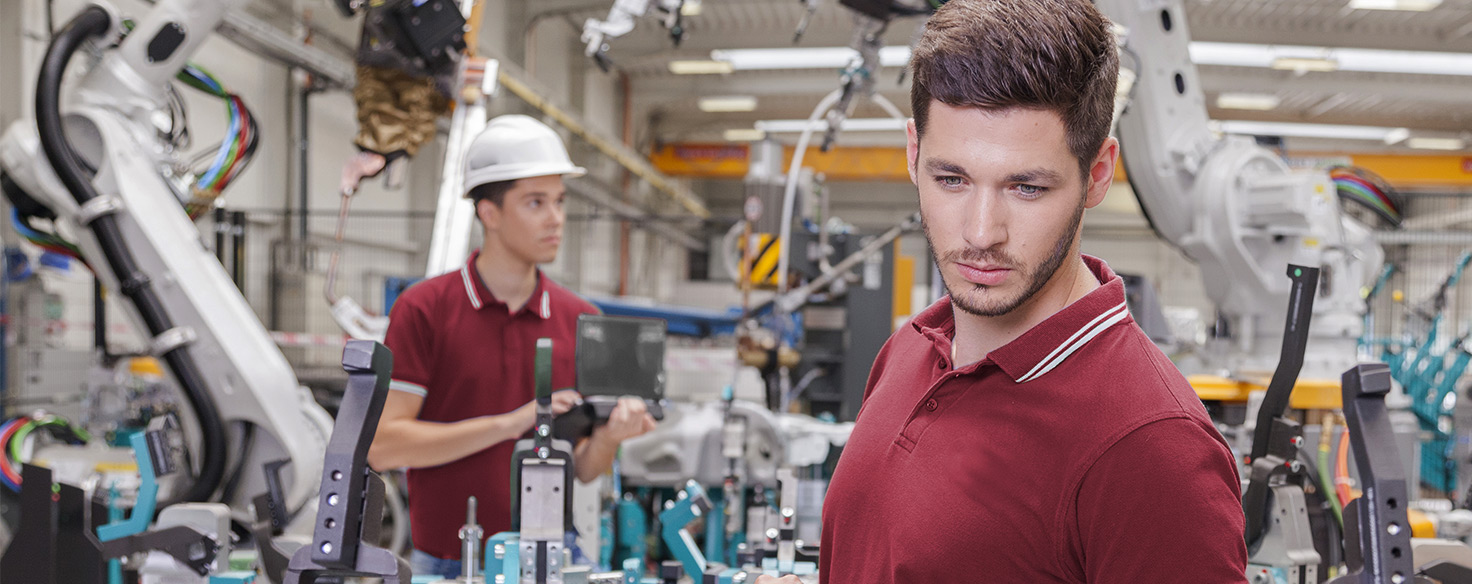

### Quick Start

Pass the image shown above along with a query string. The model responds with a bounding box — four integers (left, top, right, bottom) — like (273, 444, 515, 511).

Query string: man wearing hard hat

(368, 115, 658, 578)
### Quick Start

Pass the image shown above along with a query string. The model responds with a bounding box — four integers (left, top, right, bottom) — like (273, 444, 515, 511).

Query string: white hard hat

(463, 115, 586, 197)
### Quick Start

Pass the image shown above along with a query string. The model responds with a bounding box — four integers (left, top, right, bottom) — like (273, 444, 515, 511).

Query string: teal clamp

(484, 531, 521, 582)
(107, 483, 124, 584)
(704, 488, 725, 568)
(659, 481, 713, 577)
(97, 432, 158, 541)
(209, 572, 257, 583)
(614, 496, 647, 570)
(622, 558, 641, 584)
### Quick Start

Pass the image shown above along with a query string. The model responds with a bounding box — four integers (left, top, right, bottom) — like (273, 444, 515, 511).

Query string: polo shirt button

(925, 398, 938, 411)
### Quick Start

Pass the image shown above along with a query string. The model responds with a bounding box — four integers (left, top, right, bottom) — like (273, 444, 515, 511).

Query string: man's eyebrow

(1005, 168, 1065, 184)
(924, 158, 970, 178)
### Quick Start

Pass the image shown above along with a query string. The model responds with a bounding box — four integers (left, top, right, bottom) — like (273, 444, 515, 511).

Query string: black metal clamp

(1244, 264, 1319, 551)
(284, 339, 409, 584)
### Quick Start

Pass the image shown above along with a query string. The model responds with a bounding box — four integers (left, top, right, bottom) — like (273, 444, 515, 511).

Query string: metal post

(232, 211, 247, 290)
(297, 84, 311, 263)
(214, 207, 229, 265)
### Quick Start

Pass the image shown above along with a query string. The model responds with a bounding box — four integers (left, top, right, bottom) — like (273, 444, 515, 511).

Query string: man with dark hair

(368, 115, 657, 579)
(776, 0, 1247, 581)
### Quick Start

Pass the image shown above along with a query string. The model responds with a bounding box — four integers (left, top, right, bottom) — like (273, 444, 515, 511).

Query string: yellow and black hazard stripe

(745, 233, 783, 288)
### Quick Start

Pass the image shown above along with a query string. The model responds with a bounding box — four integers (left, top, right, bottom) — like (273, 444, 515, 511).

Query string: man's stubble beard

(924, 193, 1085, 318)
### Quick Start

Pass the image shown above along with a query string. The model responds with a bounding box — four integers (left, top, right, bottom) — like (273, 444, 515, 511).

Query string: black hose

(35, 6, 227, 503)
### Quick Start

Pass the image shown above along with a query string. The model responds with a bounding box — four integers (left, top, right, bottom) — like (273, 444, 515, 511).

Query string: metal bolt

(765, 528, 778, 540)
(538, 424, 550, 437)
(320, 542, 333, 554)
(1392, 574, 1405, 584)
(1291, 436, 1304, 447)
(1388, 522, 1401, 535)
(494, 543, 505, 559)
(782, 507, 795, 518)
(326, 493, 339, 506)
(331, 470, 342, 481)
(538, 447, 550, 459)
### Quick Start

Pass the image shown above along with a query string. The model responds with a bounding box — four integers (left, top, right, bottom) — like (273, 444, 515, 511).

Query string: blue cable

(195, 98, 241, 189)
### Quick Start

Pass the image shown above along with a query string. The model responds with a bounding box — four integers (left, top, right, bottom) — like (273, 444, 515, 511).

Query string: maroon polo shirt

(820, 255, 1247, 583)
(383, 250, 598, 560)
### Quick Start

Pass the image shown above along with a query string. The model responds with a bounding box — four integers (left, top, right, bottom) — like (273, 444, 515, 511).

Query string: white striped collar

(913, 255, 1132, 384)
(1014, 300, 1130, 383)
(460, 263, 484, 310)
(461, 252, 553, 319)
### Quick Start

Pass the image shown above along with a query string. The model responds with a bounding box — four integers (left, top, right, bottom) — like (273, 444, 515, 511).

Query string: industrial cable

(1329, 166, 1403, 227)
(172, 63, 259, 218)
(776, 89, 843, 299)
(1317, 413, 1343, 527)
(0, 419, 26, 491)
(217, 421, 255, 506)
(37, 6, 227, 503)
(11, 209, 88, 267)
(10, 415, 90, 463)
(1335, 426, 1355, 507)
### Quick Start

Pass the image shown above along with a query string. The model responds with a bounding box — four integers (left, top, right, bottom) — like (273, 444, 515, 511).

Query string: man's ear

(906, 118, 920, 185)
(1084, 136, 1119, 210)
(476, 198, 502, 232)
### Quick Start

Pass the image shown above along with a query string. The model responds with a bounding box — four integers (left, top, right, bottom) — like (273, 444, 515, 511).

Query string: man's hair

(468, 180, 517, 208)
(910, 0, 1119, 176)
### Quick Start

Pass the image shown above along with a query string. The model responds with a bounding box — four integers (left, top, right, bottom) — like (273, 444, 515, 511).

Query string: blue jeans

(410, 549, 461, 580)
(410, 533, 586, 580)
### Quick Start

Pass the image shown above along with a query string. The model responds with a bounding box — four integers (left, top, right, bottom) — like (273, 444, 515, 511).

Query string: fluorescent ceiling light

(1349, 0, 1441, 10)
(1190, 42, 1472, 77)
(755, 118, 909, 133)
(710, 46, 912, 70)
(1215, 92, 1280, 111)
(1408, 137, 1466, 150)
(724, 128, 767, 142)
(1215, 120, 1402, 141)
(1270, 57, 1339, 73)
(707, 42, 1472, 78)
(1384, 127, 1411, 145)
(681, 0, 702, 16)
(699, 95, 758, 112)
(668, 60, 733, 75)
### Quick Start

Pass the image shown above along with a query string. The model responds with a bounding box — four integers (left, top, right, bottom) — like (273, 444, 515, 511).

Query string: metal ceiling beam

(564, 178, 707, 251)
(217, 9, 356, 88)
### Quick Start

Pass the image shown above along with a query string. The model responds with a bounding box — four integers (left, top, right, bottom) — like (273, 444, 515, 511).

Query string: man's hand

(591, 397, 658, 444)
(752, 576, 803, 584)
(513, 389, 583, 433)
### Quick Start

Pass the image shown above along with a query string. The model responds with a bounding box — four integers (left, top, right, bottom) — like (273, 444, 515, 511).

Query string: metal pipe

(214, 207, 229, 265)
(297, 83, 310, 247)
(774, 212, 920, 314)
(231, 210, 246, 289)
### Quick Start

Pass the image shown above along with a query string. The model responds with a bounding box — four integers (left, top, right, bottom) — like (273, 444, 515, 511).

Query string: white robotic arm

(0, 0, 329, 524)
(581, 0, 686, 70)
(1096, 0, 1383, 379)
